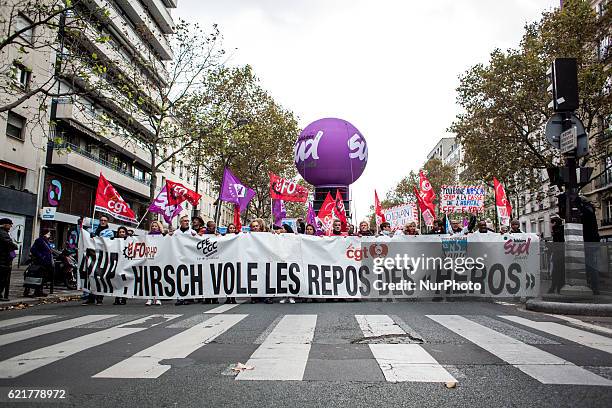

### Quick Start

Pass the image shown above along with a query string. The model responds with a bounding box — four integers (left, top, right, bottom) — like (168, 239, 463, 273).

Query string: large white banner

(78, 232, 540, 299)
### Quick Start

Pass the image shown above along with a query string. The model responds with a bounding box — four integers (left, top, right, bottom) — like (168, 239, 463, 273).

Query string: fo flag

(269, 172, 309, 202)
(220, 168, 256, 212)
(94, 174, 137, 224)
(374, 190, 386, 226)
(494, 177, 513, 226)
(166, 180, 201, 207)
(148, 185, 183, 225)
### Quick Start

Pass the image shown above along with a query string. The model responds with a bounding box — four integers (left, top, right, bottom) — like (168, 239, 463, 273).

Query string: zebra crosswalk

(0, 309, 611, 386)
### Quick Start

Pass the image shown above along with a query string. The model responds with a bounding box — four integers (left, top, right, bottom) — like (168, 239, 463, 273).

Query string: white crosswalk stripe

(428, 315, 612, 386)
(545, 314, 612, 336)
(236, 315, 317, 381)
(94, 314, 247, 379)
(0, 315, 54, 329)
(0, 315, 116, 347)
(499, 315, 612, 355)
(0, 312, 610, 385)
(356, 315, 456, 383)
(0, 315, 180, 379)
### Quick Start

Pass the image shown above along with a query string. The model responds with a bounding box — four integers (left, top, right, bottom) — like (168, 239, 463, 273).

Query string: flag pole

(136, 209, 150, 229)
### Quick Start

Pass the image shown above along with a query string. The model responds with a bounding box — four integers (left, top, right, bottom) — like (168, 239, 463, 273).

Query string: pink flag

(149, 185, 183, 224)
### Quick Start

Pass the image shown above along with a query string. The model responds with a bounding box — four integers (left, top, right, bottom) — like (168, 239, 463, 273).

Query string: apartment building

(0, 0, 231, 261)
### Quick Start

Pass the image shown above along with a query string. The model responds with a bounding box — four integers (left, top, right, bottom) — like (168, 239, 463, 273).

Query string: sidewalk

(526, 279, 612, 316)
(1, 267, 81, 310)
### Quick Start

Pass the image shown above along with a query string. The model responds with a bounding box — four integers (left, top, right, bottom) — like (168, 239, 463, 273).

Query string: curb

(526, 299, 612, 316)
(0, 292, 82, 311)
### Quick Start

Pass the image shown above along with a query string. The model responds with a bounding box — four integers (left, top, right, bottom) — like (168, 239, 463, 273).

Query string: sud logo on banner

(94, 174, 137, 223)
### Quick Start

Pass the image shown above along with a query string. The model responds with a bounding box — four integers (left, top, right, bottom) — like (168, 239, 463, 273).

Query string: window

(6, 111, 25, 141)
(134, 167, 144, 181)
(0, 163, 25, 190)
(13, 63, 30, 89)
(179, 160, 183, 177)
(13, 13, 33, 43)
(171, 158, 175, 174)
(606, 200, 612, 221)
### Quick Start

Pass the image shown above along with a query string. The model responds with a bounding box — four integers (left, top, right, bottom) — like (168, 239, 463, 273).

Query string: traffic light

(546, 58, 579, 112)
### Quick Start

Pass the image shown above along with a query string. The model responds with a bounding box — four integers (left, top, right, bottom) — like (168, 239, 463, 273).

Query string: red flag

(374, 190, 386, 226)
(414, 186, 435, 227)
(334, 189, 348, 232)
(233, 204, 242, 232)
(418, 171, 436, 205)
(166, 180, 201, 207)
(317, 192, 336, 235)
(269, 172, 309, 202)
(494, 177, 513, 226)
(94, 173, 137, 223)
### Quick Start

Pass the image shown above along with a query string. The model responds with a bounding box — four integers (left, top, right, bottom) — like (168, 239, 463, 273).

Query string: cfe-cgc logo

(346, 243, 388, 261)
(123, 242, 158, 260)
(196, 237, 219, 259)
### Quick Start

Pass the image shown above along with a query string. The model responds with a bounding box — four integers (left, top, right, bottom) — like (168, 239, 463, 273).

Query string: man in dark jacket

(0, 218, 17, 301)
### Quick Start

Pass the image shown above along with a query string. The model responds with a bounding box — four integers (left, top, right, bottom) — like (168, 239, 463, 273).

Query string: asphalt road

(0, 299, 611, 408)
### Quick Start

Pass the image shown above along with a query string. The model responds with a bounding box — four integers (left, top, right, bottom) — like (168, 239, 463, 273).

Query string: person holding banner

(379, 222, 393, 237)
(509, 220, 522, 234)
(191, 216, 205, 235)
(145, 222, 164, 306)
(402, 222, 419, 236)
(305, 224, 316, 235)
(83, 215, 113, 305)
(175, 216, 196, 236)
(357, 221, 373, 237)
(227, 223, 238, 235)
(112, 226, 129, 305)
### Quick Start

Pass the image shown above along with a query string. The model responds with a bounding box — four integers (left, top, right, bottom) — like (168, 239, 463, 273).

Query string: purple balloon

(294, 118, 368, 186)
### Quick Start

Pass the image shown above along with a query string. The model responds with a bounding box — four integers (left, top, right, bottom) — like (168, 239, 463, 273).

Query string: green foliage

(449, 0, 611, 194)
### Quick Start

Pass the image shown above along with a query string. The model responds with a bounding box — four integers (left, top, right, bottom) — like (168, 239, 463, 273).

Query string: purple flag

(272, 199, 286, 227)
(220, 168, 256, 212)
(306, 201, 323, 236)
(149, 185, 183, 224)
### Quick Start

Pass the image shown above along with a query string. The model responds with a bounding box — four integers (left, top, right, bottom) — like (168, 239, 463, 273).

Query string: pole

(193, 140, 201, 217)
(135, 209, 150, 229)
(214, 166, 227, 225)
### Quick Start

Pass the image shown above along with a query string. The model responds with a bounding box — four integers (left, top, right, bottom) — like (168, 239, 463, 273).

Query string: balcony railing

(54, 142, 151, 186)
(595, 172, 612, 189)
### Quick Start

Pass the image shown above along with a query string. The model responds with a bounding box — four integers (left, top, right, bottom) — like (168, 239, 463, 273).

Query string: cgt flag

(94, 174, 137, 224)
(416, 171, 436, 227)
(220, 168, 256, 212)
(166, 180, 201, 207)
(317, 192, 336, 235)
(334, 189, 348, 231)
(269, 172, 309, 202)
(374, 190, 386, 227)
(494, 177, 513, 226)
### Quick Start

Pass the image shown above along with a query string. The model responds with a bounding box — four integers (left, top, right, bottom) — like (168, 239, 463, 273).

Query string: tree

(0, 0, 111, 116)
(450, 0, 611, 194)
(101, 20, 228, 202)
(367, 158, 456, 225)
(181, 65, 302, 222)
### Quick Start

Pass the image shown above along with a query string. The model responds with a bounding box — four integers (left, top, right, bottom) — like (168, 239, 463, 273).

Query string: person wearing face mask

(379, 222, 393, 237)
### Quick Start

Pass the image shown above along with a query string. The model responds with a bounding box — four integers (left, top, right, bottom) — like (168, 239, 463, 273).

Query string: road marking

(500, 315, 612, 354)
(94, 314, 247, 379)
(356, 315, 455, 383)
(204, 303, 240, 314)
(428, 315, 612, 386)
(0, 315, 54, 329)
(546, 314, 612, 336)
(236, 315, 316, 381)
(0, 315, 179, 379)
(0, 315, 116, 347)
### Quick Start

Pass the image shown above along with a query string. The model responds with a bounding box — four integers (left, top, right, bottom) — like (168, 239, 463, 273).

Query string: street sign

(544, 113, 588, 157)
(40, 207, 57, 220)
(559, 127, 577, 153)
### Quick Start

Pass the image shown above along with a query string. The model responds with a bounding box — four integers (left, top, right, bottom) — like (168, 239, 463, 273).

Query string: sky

(174, 0, 559, 221)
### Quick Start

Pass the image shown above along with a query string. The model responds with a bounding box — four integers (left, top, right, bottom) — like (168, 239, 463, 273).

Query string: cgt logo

(197, 237, 219, 259)
(123, 242, 158, 260)
(346, 243, 388, 261)
(108, 200, 129, 214)
(504, 238, 532, 256)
